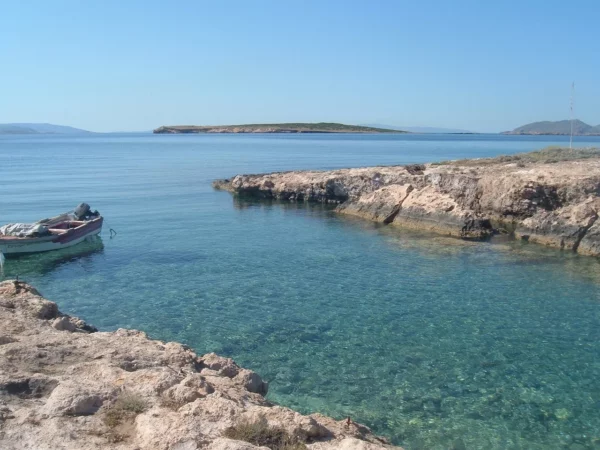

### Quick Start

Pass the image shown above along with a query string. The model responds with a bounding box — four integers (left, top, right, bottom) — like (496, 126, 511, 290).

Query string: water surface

(1, 133, 600, 449)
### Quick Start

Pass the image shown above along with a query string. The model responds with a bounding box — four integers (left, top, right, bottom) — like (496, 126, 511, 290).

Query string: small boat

(0, 203, 103, 255)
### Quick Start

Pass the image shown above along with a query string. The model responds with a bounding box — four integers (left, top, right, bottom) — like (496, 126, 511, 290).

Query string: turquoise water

(2, 133, 600, 449)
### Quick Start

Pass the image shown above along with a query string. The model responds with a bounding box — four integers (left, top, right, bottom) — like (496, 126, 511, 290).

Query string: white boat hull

(0, 228, 102, 255)
(0, 216, 103, 255)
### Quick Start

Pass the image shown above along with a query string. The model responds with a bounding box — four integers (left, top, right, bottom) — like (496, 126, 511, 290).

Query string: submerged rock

(213, 149, 600, 255)
(0, 281, 398, 450)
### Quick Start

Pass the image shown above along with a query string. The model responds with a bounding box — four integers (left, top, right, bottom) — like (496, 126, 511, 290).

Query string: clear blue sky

(1, 0, 598, 132)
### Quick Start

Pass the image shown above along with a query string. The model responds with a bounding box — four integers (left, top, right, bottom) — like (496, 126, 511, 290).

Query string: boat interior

(48, 221, 87, 235)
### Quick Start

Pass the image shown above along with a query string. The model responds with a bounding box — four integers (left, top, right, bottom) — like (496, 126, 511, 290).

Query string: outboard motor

(74, 203, 100, 220)
(74, 203, 91, 220)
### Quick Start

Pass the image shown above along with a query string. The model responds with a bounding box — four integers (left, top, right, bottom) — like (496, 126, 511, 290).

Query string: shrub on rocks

(103, 391, 148, 428)
(224, 416, 306, 450)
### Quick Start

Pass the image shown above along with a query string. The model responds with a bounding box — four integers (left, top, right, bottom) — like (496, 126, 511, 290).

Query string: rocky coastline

(213, 148, 600, 256)
(0, 280, 398, 450)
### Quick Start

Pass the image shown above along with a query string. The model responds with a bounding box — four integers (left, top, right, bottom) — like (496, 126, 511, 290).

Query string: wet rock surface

(0, 280, 398, 450)
(214, 152, 600, 255)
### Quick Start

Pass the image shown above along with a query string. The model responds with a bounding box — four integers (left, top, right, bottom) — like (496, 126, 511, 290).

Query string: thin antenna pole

(570, 82, 575, 149)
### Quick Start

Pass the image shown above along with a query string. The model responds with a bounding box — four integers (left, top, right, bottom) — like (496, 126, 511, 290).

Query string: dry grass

(103, 408, 126, 428)
(102, 392, 148, 428)
(223, 416, 306, 450)
(432, 146, 600, 167)
(115, 392, 147, 413)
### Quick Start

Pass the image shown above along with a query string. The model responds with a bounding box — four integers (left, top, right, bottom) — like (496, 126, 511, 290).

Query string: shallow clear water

(2, 133, 600, 449)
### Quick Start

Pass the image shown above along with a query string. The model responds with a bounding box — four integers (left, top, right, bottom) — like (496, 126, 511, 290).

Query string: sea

(1, 133, 600, 449)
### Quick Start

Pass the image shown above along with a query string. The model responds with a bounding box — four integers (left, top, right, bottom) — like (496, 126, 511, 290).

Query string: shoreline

(0, 280, 399, 450)
(213, 147, 600, 256)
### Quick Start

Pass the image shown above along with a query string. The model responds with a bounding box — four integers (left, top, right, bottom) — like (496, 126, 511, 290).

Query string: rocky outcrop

(0, 280, 398, 450)
(213, 149, 600, 254)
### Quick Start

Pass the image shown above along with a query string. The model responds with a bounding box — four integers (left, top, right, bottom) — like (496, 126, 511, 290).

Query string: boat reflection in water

(0, 235, 105, 279)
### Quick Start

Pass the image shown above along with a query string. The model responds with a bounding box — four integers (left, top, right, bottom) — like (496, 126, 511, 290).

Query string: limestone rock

(310, 437, 393, 450)
(233, 369, 268, 395)
(0, 375, 58, 399)
(172, 441, 201, 450)
(207, 438, 270, 450)
(52, 316, 77, 332)
(0, 281, 400, 450)
(256, 406, 329, 440)
(214, 154, 600, 255)
(42, 382, 103, 416)
(199, 353, 240, 378)
(0, 280, 57, 319)
(162, 374, 215, 407)
(337, 184, 414, 223)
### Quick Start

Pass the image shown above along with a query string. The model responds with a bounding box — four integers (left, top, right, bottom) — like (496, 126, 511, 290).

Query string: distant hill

(360, 123, 472, 134)
(0, 124, 38, 134)
(0, 123, 91, 135)
(154, 122, 405, 134)
(502, 120, 600, 136)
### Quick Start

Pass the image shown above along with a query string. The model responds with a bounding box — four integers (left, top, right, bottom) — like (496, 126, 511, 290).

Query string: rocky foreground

(213, 148, 600, 256)
(0, 280, 397, 450)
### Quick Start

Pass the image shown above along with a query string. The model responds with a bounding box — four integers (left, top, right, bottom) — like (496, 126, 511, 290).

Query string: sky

(1, 0, 599, 133)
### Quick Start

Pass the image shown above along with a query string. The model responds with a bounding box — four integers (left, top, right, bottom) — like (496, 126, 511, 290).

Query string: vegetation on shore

(153, 122, 405, 134)
(223, 417, 306, 450)
(103, 391, 148, 427)
(433, 146, 600, 166)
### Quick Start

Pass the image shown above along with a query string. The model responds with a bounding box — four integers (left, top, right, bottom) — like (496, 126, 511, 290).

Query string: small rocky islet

(0, 280, 398, 450)
(214, 147, 600, 256)
(153, 123, 404, 134)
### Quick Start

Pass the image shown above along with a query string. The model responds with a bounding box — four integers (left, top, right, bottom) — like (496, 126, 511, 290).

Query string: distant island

(153, 122, 406, 134)
(0, 123, 91, 135)
(502, 119, 600, 136)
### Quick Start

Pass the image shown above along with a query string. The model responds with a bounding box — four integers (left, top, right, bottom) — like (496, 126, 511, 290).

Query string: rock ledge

(213, 149, 600, 255)
(0, 280, 398, 450)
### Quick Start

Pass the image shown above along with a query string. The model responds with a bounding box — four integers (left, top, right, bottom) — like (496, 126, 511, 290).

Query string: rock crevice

(572, 208, 599, 253)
